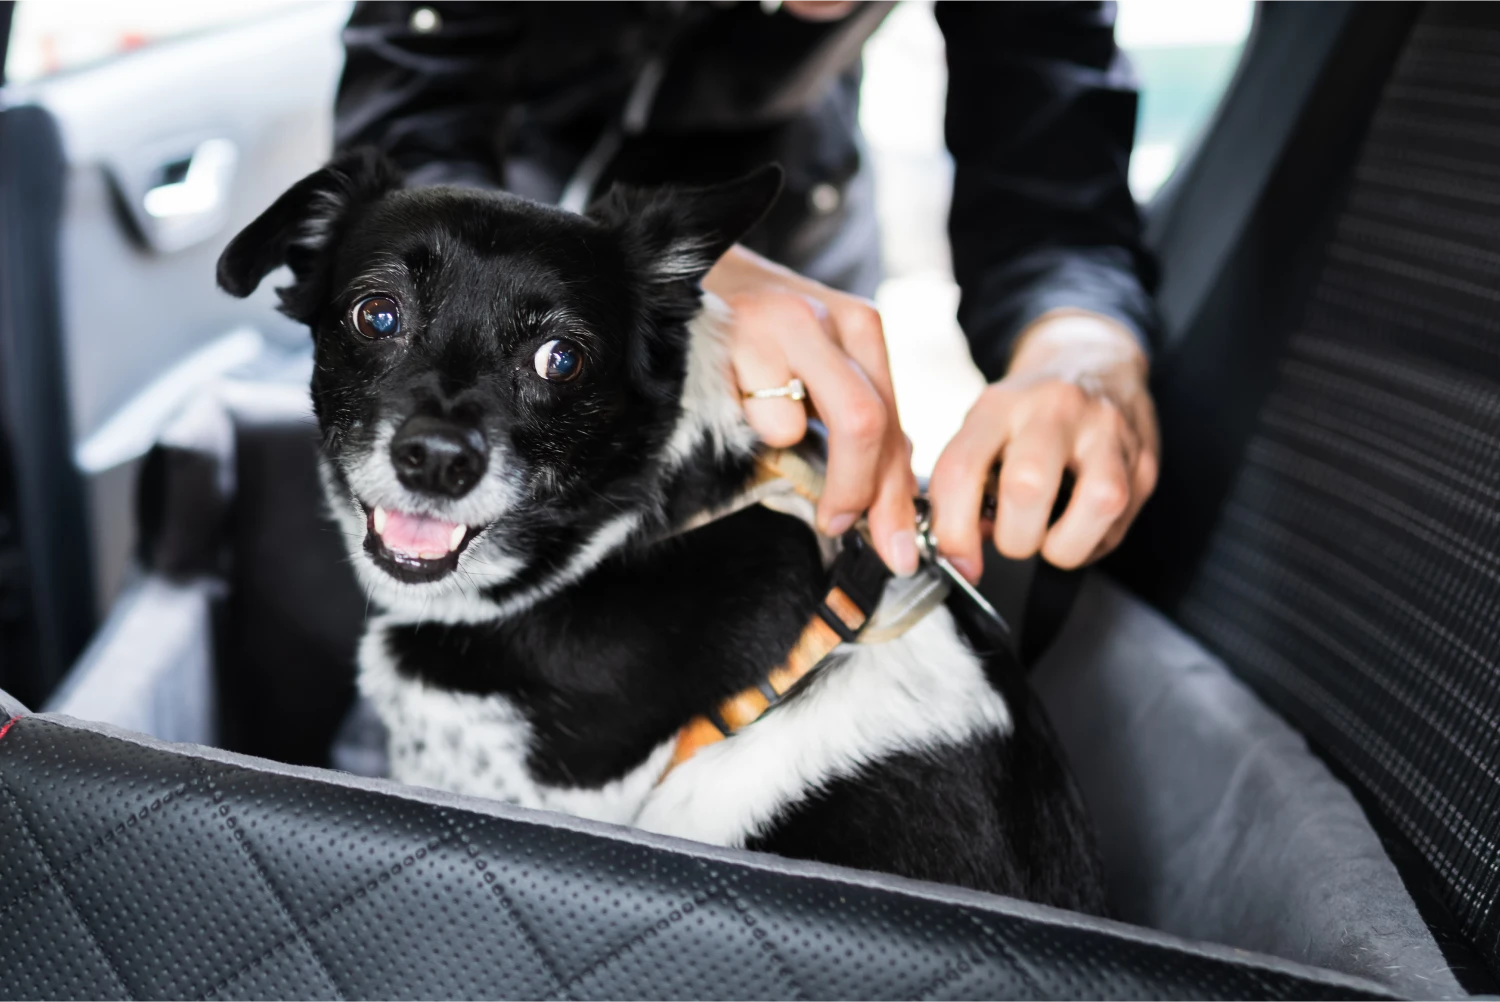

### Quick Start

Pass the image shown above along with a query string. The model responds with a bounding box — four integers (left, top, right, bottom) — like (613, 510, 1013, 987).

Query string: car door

(0, 1, 350, 704)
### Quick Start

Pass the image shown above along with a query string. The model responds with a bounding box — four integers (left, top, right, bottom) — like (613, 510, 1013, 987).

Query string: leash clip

(912, 496, 1012, 637)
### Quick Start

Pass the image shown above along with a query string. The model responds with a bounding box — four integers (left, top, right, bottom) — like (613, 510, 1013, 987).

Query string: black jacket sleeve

(336, 2, 523, 188)
(936, 1, 1160, 381)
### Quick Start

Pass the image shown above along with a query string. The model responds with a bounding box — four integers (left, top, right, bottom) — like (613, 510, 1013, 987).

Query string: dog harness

(661, 443, 963, 775)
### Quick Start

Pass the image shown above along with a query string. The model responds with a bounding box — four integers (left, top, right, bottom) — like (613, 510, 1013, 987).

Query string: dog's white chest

(635, 605, 1012, 847)
(357, 623, 672, 825)
(359, 604, 1010, 846)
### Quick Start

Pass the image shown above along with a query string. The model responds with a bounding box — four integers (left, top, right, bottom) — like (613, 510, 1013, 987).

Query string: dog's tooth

(373, 505, 388, 535)
(418, 550, 445, 561)
(449, 524, 466, 551)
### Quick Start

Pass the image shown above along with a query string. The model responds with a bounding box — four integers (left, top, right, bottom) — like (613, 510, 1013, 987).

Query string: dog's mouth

(362, 503, 481, 583)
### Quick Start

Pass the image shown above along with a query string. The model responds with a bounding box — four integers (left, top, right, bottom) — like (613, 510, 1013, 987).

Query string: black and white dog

(217, 149, 1106, 913)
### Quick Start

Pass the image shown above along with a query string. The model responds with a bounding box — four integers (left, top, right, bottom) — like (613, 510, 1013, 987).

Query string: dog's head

(218, 150, 781, 618)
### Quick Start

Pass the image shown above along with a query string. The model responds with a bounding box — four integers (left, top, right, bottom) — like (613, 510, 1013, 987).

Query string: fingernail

(948, 555, 980, 583)
(886, 529, 920, 578)
(826, 512, 856, 536)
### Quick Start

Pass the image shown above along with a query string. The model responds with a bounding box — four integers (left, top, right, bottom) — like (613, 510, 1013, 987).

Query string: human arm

(928, 1, 1162, 579)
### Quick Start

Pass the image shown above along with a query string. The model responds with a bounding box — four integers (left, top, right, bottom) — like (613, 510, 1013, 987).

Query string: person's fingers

(1086, 444, 1159, 563)
(992, 389, 1077, 561)
(929, 387, 1012, 582)
(779, 319, 888, 537)
(828, 301, 918, 575)
(727, 293, 811, 448)
(726, 287, 916, 571)
(865, 432, 920, 574)
(1040, 410, 1135, 569)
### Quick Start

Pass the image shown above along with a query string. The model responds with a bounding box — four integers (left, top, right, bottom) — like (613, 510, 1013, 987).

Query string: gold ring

(742, 377, 806, 402)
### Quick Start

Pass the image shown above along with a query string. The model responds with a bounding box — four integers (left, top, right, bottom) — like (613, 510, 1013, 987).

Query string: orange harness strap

(661, 443, 892, 778)
(657, 440, 1006, 780)
(665, 582, 869, 772)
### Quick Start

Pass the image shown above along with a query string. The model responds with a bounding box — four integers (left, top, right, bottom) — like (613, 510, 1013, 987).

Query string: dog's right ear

(216, 148, 401, 320)
(590, 165, 784, 288)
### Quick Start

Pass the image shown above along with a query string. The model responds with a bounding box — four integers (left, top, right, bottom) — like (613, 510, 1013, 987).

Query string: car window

(5, 0, 303, 83)
(1116, 0, 1256, 200)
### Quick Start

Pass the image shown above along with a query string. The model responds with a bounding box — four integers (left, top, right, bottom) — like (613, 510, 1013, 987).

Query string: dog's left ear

(217, 148, 402, 322)
(590, 165, 784, 285)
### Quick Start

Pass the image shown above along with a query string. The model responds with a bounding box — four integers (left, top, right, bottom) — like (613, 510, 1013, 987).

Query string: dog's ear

(216, 148, 402, 320)
(590, 164, 784, 285)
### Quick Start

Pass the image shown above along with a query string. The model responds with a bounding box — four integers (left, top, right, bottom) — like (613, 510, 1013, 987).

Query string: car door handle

(142, 138, 238, 222)
(115, 136, 242, 253)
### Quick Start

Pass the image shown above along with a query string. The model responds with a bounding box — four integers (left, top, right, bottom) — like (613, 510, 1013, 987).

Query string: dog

(216, 149, 1107, 914)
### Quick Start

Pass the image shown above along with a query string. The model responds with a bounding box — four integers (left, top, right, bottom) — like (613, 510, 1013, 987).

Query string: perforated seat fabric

(1174, 1, 1500, 977)
(0, 707, 1397, 1001)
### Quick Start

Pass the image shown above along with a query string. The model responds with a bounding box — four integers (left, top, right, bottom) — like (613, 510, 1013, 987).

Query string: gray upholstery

(1034, 574, 1463, 999)
(44, 576, 218, 747)
(0, 686, 26, 721)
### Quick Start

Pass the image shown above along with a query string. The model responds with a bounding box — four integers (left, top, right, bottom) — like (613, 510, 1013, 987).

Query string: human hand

(928, 311, 1159, 582)
(703, 244, 920, 576)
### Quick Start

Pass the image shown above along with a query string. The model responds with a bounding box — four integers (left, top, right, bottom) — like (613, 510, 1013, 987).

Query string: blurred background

(0, 0, 1253, 700)
(6, 0, 1253, 475)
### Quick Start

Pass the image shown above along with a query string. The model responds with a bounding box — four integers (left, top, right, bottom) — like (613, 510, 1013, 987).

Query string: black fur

(217, 150, 1107, 915)
(384, 504, 824, 787)
(748, 702, 1107, 914)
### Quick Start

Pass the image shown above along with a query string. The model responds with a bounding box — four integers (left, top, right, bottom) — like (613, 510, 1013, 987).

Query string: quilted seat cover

(0, 708, 1395, 1000)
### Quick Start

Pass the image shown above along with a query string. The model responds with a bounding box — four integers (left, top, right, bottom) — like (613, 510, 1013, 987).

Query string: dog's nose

(390, 416, 488, 498)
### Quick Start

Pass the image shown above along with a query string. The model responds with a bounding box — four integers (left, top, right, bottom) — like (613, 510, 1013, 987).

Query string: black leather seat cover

(0, 709, 1393, 1000)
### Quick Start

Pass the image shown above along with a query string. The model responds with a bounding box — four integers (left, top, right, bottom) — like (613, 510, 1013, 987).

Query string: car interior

(1, 1, 1498, 998)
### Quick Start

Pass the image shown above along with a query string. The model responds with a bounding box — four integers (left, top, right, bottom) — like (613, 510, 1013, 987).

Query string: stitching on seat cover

(547, 884, 731, 999)
(912, 952, 993, 1001)
(481, 874, 571, 994)
(911, 937, 994, 1000)
(0, 730, 190, 924)
(0, 774, 137, 999)
(0, 711, 1416, 1002)
(195, 820, 476, 998)
(446, 815, 570, 998)
(963, 909, 1045, 998)
(720, 874, 809, 1001)
(534, 852, 796, 1000)
(0, 805, 191, 927)
(189, 759, 349, 1002)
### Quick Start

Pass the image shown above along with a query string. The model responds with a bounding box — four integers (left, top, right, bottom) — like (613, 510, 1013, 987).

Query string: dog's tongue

(376, 507, 464, 559)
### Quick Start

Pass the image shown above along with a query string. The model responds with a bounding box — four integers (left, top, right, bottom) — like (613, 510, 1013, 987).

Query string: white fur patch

(482, 509, 643, 621)
(360, 620, 674, 823)
(326, 429, 642, 626)
(633, 605, 1011, 847)
(319, 458, 524, 624)
(341, 419, 522, 532)
(663, 294, 756, 468)
(293, 187, 349, 250)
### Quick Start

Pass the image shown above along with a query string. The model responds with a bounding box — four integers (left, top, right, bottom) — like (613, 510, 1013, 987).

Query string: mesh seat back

(1177, 1, 1500, 974)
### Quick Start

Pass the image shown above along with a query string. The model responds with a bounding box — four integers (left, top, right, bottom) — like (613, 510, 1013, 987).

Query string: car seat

(2, 1, 1498, 998)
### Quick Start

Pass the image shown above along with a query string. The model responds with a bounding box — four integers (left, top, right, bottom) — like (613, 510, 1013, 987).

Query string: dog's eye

(352, 296, 401, 339)
(533, 338, 582, 382)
